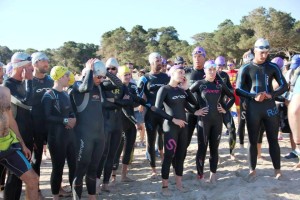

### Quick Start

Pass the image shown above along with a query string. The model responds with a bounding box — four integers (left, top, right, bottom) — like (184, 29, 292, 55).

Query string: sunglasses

(218, 64, 226, 67)
(37, 58, 49, 62)
(227, 64, 234, 67)
(107, 67, 117, 71)
(94, 75, 105, 79)
(255, 45, 270, 50)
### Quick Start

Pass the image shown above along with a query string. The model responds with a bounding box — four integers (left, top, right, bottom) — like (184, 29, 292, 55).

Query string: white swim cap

(11, 52, 31, 68)
(105, 57, 119, 68)
(254, 38, 270, 52)
(148, 52, 161, 64)
(31, 52, 49, 64)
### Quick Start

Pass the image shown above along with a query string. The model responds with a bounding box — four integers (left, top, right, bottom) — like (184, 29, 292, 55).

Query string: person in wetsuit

(137, 52, 170, 178)
(215, 56, 236, 158)
(154, 65, 198, 196)
(3, 52, 35, 200)
(184, 46, 207, 148)
(30, 52, 54, 197)
(112, 66, 153, 182)
(96, 58, 133, 192)
(190, 60, 235, 184)
(42, 66, 76, 200)
(70, 58, 122, 200)
(236, 38, 288, 182)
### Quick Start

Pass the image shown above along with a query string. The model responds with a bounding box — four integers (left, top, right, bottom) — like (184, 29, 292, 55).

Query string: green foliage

(1, 7, 299, 70)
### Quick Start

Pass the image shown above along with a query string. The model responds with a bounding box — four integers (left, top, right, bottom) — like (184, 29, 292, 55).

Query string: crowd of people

(0, 37, 299, 199)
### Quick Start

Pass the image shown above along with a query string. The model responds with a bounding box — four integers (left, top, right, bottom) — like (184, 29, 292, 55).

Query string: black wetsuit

(185, 67, 205, 147)
(31, 75, 54, 176)
(113, 82, 151, 171)
(218, 71, 236, 154)
(42, 89, 76, 195)
(70, 70, 122, 198)
(3, 78, 34, 200)
(153, 85, 197, 179)
(97, 82, 133, 184)
(138, 72, 170, 168)
(190, 79, 235, 176)
(236, 61, 288, 171)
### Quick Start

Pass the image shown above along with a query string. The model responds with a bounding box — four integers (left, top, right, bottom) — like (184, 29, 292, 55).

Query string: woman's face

(205, 67, 217, 80)
(172, 69, 185, 83)
(120, 72, 131, 84)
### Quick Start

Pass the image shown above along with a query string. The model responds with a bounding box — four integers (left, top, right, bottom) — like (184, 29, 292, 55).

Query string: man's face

(107, 66, 118, 75)
(151, 56, 162, 72)
(193, 54, 205, 69)
(254, 49, 269, 64)
(34, 60, 49, 74)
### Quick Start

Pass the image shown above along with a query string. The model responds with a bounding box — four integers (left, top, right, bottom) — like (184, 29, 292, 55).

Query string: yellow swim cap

(50, 66, 68, 81)
(68, 72, 75, 86)
(118, 65, 130, 75)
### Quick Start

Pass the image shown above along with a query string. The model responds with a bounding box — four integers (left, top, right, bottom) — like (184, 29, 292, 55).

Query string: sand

(18, 128, 300, 200)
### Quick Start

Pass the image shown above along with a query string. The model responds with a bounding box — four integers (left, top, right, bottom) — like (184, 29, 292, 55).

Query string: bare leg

(20, 169, 39, 200)
(121, 164, 134, 182)
(245, 170, 257, 183)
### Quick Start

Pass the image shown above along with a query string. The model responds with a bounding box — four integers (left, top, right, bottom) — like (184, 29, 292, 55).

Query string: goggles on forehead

(192, 50, 204, 55)
(255, 45, 270, 51)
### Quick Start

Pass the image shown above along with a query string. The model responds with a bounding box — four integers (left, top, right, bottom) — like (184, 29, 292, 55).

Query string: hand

(138, 105, 144, 112)
(22, 145, 31, 160)
(106, 98, 115, 103)
(123, 94, 130, 100)
(217, 103, 226, 114)
(180, 77, 188, 90)
(85, 58, 97, 71)
(264, 93, 272, 99)
(194, 106, 209, 116)
(172, 118, 187, 128)
(66, 118, 76, 129)
(23, 66, 33, 80)
(254, 92, 266, 102)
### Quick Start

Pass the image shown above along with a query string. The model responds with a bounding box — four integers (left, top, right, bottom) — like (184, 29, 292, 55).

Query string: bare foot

(244, 171, 257, 183)
(151, 172, 158, 179)
(209, 173, 217, 184)
(176, 186, 188, 193)
(230, 154, 236, 160)
(294, 163, 300, 169)
(101, 184, 110, 193)
(161, 187, 172, 197)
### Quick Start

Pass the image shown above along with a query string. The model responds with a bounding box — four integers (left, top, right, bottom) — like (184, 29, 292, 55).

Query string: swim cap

(204, 60, 217, 69)
(215, 56, 226, 66)
(174, 56, 185, 65)
(118, 66, 131, 75)
(94, 59, 107, 76)
(243, 50, 254, 64)
(148, 52, 161, 64)
(192, 46, 206, 58)
(254, 38, 270, 52)
(290, 54, 300, 70)
(161, 58, 167, 65)
(271, 57, 284, 69)
(11, 52, 31, 68)
(167, 65, 184, 77)
(50, 66, 69, 81)
(31, 52, 49, 64)
(68, 72, 75, 86)
(105, 57, 119, 68)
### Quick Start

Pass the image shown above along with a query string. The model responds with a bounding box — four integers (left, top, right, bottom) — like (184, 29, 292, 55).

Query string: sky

(0, 0, 299, 51)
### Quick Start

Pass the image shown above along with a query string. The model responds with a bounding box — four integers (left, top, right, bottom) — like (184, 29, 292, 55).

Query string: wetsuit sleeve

(42, 93, 64, 124)
(21, 80, 34, 105)
(221, 83, 235, 111)
(101, 80, 118, 90)
(114, 85, 134, 107)
(223, 73, 234, 92)
(185, 89, 197, 106)
(73, 70, 94, 93)
(271, 67, 288, 98)
(137, 75, 148, 97)
(189, 80, 201, 93)
(152, 87, 173, 121)
(236, 66, 256, 99)
(105, 72, 122, 87)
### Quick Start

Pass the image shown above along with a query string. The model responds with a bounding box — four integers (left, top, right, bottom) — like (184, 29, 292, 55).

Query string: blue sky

(0, 0, 299, 50)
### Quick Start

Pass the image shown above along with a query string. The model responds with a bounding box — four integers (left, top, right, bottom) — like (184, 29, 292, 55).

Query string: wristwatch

(63, 118, 69, 125)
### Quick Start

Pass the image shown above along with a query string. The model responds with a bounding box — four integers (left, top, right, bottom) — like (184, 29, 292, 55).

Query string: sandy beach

(18, 127, 300, 200)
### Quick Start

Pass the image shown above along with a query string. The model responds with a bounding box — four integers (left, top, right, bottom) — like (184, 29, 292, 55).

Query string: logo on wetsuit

(36, 88, 52, 93)
(266, 106, 279, 117)
(166, 139, 177, 153)
(172, 95, 186, 100)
